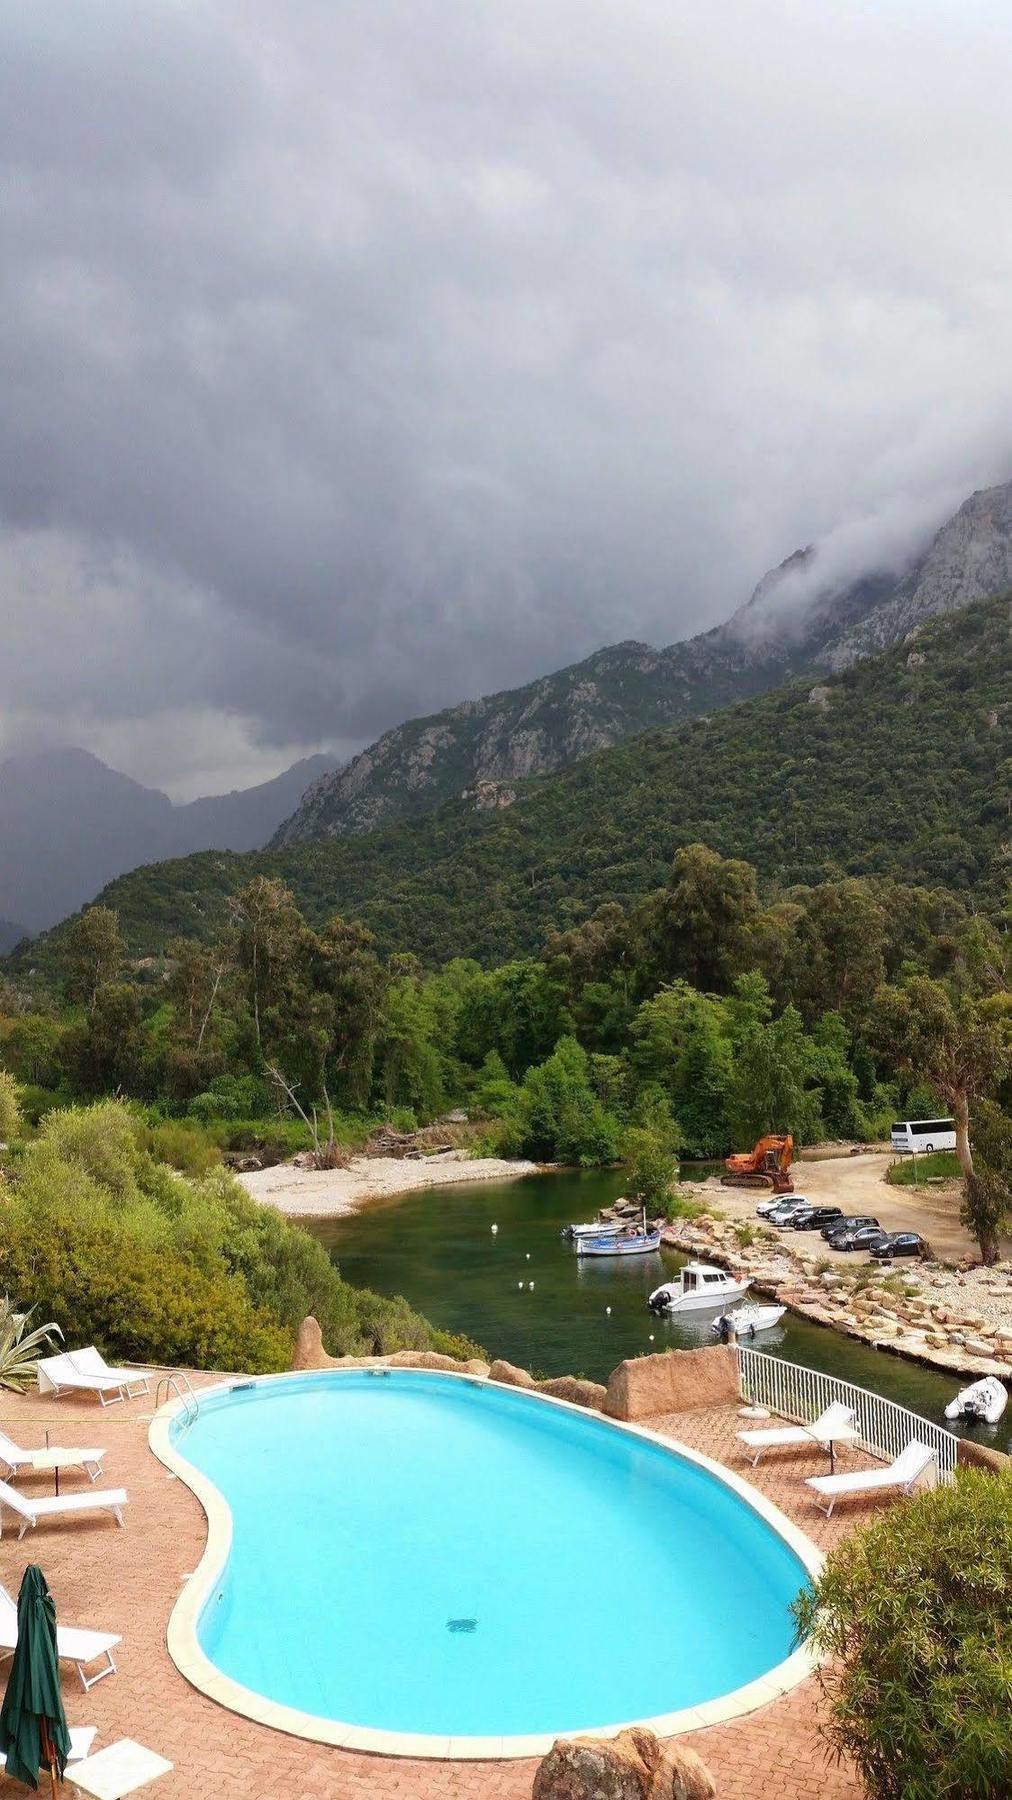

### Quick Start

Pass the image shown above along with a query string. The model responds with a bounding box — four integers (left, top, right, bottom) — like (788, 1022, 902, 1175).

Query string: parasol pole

(39, 1716, 58, 1799)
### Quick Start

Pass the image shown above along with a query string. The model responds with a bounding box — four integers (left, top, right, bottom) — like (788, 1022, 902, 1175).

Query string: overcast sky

(2, 1, 1010, 797)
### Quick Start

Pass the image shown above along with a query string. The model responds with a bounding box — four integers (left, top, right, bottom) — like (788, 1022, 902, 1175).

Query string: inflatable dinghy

(944, 1375, 1008, 1425)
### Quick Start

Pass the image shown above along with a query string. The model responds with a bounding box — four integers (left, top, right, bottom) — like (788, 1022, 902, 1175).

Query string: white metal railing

(736, 1345, 960, 1484)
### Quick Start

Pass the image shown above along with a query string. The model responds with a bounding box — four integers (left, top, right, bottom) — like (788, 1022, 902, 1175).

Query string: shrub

(136, 1120, 223, 1177)
(2, 1101, 463, 1373)
(0, 1070, 21, 1143)
(792, 1468, 1012, 1799)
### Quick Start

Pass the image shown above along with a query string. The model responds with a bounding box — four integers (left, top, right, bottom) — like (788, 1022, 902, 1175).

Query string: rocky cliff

(274, 480, 1011, 849)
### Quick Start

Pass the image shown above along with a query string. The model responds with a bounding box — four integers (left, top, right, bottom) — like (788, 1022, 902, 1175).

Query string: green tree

(872, 977, 1008, 1182)
(961, 1100, 1012, 1266)
(724, 978, 817, 1146)
(793, 1469, 1012, 1800)
(516, 1037, 620, 1165)
(227, 877, 306, 1050)
(61, 906, 125, 1006)
(75, 983, 146, 1094)
(638, 843, 759, 991)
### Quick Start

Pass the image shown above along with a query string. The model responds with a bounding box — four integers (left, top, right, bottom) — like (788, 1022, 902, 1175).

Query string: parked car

(826, 1224, 889, 1252)
(788, 1205, 843, 1231)
(870, 1231, 925, 1260)
(756, 1194, 809, 1217)
(821, 1214, 880, 1242)
(766, 1201, 812, 1226)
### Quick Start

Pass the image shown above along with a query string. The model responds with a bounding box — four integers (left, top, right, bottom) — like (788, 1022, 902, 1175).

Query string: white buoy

(605, 1306, 612, 1316)
(491, 1224, 499, 1235)
(517, 1281, 523, 1289)
(525, 1252, 531, 1260)
(528, 1281, 534, 1291)
(649, 1334, 655, 1343)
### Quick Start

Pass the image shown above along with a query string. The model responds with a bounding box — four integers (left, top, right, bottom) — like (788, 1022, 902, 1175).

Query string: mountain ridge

(36, 590, 1009, 968)
(272, 480, 1011, 847)
(0, 748, 334, 934)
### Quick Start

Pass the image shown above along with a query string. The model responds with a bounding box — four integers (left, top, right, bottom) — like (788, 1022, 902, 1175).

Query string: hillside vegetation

(54, 593, 1010, 966)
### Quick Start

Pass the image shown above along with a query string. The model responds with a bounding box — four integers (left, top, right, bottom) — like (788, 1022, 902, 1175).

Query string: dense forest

(0, 593, 1009, 1382)
(30, 592, 1010, 967)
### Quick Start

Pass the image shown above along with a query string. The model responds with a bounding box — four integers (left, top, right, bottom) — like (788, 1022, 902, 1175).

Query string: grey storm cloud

(1, 0, 1010, 794)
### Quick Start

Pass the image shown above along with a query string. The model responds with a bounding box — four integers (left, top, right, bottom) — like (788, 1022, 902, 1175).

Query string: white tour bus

(890, 1118, 957, 1155)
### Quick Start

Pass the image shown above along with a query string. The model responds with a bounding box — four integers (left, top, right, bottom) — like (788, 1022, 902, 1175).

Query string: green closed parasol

(0, 1565, 71, 1794)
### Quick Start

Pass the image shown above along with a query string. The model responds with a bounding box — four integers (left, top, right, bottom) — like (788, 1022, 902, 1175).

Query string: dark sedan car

(870, 1231, 925, 1260)
(788, 1205, 843, 1231)
(821, 1214, 879, 1242)
(827, 1224, 890, 1252)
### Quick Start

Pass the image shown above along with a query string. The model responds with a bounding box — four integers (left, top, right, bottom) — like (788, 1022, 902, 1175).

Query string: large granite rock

(384, 1350, 490, 1375)
(291, 1315, 340, 1370)
(532, 1728, 715, 1800)
(537, 1374, 608, 1410)
(604, 1348, 738, 1422)
(289, 1320, 489, 1377)
(488, 1358, 538, 1389)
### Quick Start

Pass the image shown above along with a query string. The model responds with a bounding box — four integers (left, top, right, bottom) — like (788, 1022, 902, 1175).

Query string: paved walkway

(0, 1378, 875, 1799)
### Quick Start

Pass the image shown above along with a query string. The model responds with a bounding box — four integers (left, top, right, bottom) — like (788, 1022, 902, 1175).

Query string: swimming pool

(156, 1371, 820, 1756)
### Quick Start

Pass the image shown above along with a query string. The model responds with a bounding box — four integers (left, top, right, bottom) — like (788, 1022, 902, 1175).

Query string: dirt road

(689, 1150, 981, 1262)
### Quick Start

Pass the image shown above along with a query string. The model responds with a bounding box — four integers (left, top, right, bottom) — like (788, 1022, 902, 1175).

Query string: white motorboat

(565, 1219, 625, 1241)
(648, 1262, 749, 1314)
(711, 1302, 786, 1338)
(945, 1376, 1008, 1425)
(576, 1228, 662, 1258)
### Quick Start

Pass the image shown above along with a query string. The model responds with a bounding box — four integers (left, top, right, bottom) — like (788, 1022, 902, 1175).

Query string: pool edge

(149, 1367, 825, 1761)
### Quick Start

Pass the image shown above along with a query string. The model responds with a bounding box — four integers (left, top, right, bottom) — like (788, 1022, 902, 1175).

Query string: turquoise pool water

(178, 1370, 810, 1740)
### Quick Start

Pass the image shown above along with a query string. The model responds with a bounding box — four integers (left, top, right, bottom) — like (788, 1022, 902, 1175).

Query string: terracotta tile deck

(0, 1376, 881, 1799)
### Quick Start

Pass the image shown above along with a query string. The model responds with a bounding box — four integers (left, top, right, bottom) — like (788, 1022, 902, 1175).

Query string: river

(306, 1168, 1010, 1448)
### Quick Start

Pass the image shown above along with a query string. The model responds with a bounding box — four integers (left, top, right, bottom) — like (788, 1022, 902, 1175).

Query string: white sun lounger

(805, 1438, 938, 1517)
(0, 1585, 120, 1689)
(0, 1429, 105, 1484)
(67, 1738, 172, 1799)
(0, 1477, 128, 1540)
(37, 1349, 151, 1407)
(1, 1725, 97, 1769)
(737, 1400, 857, 1466)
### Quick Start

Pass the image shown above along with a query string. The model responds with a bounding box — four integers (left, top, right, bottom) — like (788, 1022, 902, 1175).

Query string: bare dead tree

(264, 1065, 348, 1170)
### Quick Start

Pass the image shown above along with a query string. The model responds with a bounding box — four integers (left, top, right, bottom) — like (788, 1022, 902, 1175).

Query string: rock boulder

(290, 1316, 341, 1370)
(604, 1347, 738, 1422)
(537, 1375, 608, 1410)
(488, 1359, 538, 1389)
(532, 1728, 715, 1800)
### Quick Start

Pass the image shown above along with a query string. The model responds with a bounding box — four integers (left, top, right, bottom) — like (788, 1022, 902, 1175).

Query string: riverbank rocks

(532, 1728, 715, 1800)
(605, 1347, 738, 1422)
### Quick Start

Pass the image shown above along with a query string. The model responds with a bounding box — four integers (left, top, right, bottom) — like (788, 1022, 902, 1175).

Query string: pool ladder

(155, 1371, 200, 1433)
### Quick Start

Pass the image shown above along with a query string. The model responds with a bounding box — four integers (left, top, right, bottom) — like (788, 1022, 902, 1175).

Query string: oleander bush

(792, 1468, 1012, 1799)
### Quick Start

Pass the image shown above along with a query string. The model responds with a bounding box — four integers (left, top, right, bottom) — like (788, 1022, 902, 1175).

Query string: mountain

(55, 591, 1010, 966)
(0, 748, 333, 933)
(0, 919, 27, 956)
(272, 480, 1012, 848)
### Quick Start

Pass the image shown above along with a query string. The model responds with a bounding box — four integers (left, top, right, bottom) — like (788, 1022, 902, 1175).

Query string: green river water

(306, 1168, 1011, 1450)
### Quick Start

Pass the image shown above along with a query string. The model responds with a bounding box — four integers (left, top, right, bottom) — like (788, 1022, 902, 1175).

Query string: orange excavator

(722, 1134, 794, 1194)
